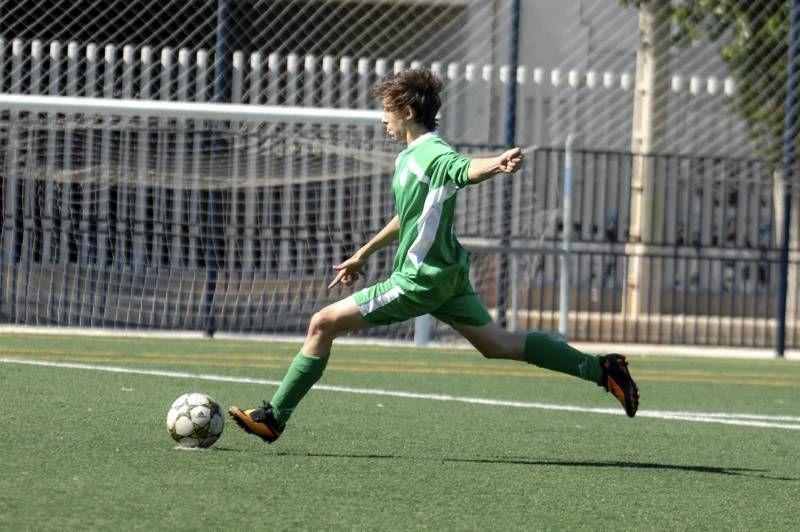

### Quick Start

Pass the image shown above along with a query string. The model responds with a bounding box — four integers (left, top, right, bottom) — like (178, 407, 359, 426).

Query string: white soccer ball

(166, 392, 224, 448)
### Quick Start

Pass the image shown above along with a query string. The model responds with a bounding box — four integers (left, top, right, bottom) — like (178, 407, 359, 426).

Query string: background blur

(1, 0, 799, 351)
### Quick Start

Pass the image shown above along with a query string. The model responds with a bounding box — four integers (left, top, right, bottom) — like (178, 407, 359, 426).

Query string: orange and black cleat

(599, 354, 639, 417)
(228, 402, 283, 443)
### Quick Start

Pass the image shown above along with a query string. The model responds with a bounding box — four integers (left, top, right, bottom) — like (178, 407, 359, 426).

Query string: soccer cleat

(228, 402, 283, 443)
(599, 354, 639, 418)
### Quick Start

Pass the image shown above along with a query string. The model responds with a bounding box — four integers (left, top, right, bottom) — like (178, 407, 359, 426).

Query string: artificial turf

(1, 333, 798, 530)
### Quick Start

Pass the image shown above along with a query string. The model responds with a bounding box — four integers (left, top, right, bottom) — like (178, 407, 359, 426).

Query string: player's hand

(498, 147, 524, 173)
(328, 256, 367, 289)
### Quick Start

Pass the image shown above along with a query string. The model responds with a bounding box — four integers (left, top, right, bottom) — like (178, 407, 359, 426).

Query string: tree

(621, 0, 793, 161)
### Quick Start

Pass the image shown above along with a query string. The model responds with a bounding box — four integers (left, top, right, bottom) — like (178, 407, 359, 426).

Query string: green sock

(270, 351, 329, 427)
(523, 332, 602, 384)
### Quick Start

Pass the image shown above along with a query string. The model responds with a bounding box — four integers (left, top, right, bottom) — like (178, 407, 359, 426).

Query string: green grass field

(1, 332, 799, 530)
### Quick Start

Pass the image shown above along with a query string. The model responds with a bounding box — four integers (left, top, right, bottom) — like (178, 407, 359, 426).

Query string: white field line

(3, 325, 800, 361)
(3, 357, 799, 431)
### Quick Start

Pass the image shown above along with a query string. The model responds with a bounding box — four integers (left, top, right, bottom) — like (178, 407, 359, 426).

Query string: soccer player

(229, 68, 639, 443)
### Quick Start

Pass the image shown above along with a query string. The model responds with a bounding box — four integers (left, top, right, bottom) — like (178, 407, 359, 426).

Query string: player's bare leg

(229, 296, 371, 442)
(302, 296, 371, 356)
(453, 321, 638, 417)
(452, 321, 526, 361)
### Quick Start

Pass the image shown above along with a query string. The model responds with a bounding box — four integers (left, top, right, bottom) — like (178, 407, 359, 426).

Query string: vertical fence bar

(280, 53, 298, 275)
(189, 49, 210, 328)
(372, 58, 388, 228)
(58, 42, 77, 324)
(244, 51, 261, 271)
(223, 48, 244, 330)
(74, 43, 97, 326)
(334, 56, 352, 266)
(226, 49, 244, 291)
(43, 41, 61, 323)
(318, 55, 334, 271)
(154, 47, 173, 268)
(301, 54, 316, 276)
(134, 46, 152, 279)
(173, 49, 189, 269)
(262, 52, 280, 281)
(135, 46, 152, 327)
(244, 51, 261, 329)
(114, 45, 134, 325)
(228, 50, 244, 272)
(778, 0, 800, 357)
(21, 40, 42, 323)
(190, 50, 209, 272)
(153, 46, 173, 329)
(496, 0, 521, 329)
(356, 56, 370, 264)
(98, 44, 115, 326)
(560, 135, 574, 338)
(171, 48, 190, 328)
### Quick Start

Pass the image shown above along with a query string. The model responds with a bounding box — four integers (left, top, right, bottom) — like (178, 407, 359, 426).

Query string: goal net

(1, 96, 562, 341)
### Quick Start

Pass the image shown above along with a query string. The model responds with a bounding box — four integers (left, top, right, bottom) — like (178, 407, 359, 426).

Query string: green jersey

(352, 132, 490, 327)
(390, 132, 473, 291)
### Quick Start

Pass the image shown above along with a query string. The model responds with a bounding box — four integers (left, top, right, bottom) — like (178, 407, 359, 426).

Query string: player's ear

(402, 105, 415, 121)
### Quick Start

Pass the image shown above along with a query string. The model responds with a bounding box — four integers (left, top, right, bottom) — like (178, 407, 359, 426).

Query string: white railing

(0, 36, 750, 155)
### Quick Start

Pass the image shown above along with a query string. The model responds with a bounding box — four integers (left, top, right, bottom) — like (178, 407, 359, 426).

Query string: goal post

(0, 94, 383, 125)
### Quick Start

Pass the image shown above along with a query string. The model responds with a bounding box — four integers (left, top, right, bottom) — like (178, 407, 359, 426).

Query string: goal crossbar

(0, 94, 383, 124)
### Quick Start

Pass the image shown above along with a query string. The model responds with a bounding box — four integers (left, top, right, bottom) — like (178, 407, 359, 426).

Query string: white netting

(0, 104, 560, 338)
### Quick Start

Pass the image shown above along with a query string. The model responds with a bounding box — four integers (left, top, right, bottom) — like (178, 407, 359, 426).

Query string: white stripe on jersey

(357, 285, 406, 316)
(407, 156, 430, 184)
(407, 182, 459, 268)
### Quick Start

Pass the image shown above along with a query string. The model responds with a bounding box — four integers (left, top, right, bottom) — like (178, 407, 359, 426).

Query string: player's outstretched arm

(467, 147, 524, 184)
(328, 215, 401, 289)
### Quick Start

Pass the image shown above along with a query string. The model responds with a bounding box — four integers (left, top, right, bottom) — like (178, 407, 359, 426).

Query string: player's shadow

(275, 452, 797, 482)
(444, 457, 798, 482)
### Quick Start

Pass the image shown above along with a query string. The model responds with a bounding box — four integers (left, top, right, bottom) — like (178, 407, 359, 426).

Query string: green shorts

(352, 271, 492, 327)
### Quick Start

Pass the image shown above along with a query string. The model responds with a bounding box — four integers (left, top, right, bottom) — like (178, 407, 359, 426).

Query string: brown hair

(371, 68, 443, 131)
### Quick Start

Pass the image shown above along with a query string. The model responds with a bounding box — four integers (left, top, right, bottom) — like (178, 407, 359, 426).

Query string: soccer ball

(166, 392, 224, 448)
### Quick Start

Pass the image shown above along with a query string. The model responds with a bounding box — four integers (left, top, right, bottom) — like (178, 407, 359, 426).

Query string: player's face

(381, 101, 409, 142)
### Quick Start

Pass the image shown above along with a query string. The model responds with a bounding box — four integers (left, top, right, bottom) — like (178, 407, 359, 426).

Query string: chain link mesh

(2, 0, 799, 346)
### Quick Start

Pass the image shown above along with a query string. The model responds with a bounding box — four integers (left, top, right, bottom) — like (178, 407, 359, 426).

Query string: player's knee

(307, 311, 330, 338)
(307, 309, 342, 340)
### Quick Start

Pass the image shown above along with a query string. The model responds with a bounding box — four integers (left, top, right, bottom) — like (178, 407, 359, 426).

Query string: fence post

(560, 135, 574, 338)
(497, 0, 521, 329)
(43, 41, 60, 323)
(777, 0, 800, 358)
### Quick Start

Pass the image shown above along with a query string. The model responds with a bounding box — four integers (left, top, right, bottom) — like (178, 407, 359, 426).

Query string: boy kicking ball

(229, 68, 639, 443)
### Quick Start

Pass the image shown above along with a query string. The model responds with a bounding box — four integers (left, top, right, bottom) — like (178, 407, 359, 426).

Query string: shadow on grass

(272, 451, 797, 482)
